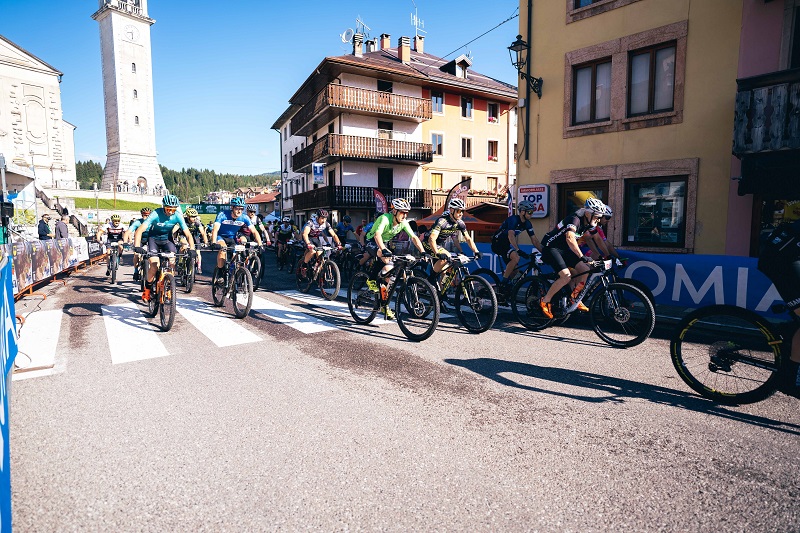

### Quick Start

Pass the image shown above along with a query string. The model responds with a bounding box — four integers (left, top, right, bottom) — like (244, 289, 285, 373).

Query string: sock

(501, 276, 511, 286)
(793, 362, 800, 388)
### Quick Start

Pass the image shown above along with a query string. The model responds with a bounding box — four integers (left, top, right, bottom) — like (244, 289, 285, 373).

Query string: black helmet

(343, 215, 351, 223)
(316, 209, 329, 218)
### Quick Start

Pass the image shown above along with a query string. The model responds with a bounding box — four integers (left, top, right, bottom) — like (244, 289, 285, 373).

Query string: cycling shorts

(542, 246, 580, 272)
(422, 240, 447, 257)
(277, 233, 291, 244)
(147, 237, 177, 255)
(491, 239, 514, 261)
(758, 256, 800, 311)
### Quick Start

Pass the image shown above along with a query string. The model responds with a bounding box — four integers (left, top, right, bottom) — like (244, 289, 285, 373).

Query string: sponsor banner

(31, 241, 52, 282)
(470, 244, 783, 313)
(10, 241, 31, 294)
(445, 178, 471, 208)
(72, 237, 90, 263)
(88, 240, 103, 259)
(1, 238, 92, 295)
(374, 189, 388, 214)
(517, 184, 549, 218)
(180, 204, 226, 215)
(0, 255, 17, 531)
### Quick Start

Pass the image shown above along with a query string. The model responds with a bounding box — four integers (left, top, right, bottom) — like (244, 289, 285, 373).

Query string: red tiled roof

(247, 192, 279, 203)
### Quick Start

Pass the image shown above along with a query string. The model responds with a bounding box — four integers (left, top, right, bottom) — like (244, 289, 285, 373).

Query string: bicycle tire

(318, 260, 341, 301)
(510, 275, 553, 331)
(110, 252, 118, 285)
(296, 259, 315, 293)
(347, 271, 379, 324)
(588, 282, 655, 348)
(670, 305, 782, 404)
(471, 267, 501, 289)
(248, 255, 262, 291)
(454, 275, 498, 333)
(395, 277, 440, 342)
(145, 276, 159, 318)
(184, 255, 195, 293)
(159, 273, 177, 331)
(140, 260, 148, 291)
(211, 267, 226, 307)
(231, 267, 253, 319)
(619, 276, 656, 311)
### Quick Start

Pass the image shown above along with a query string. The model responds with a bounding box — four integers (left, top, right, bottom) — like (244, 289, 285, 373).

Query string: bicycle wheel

(248, 255, 262, 291)
(395, 277, 440, 342)
(588, 282, 655, 348)
(184, 255, 195, 293)
(277, 248, 286, 271)
(110, 252, 118, 284)
(140, 260, 148, 291)
(510, 276, 553, 331)
(159, 273, 177, 331)
(211, 267, 226, 307)
(318, 260, 341, 301)
(296, 259, 314, 293)
(454, 275, 498, 333)
(670, 305, 782, 404)
(231, 267, 253, 319)
(471, 267, 501, 289)
(347, 271, 379, 324)
(619, 276, 656, 311)
(145, 276, 159, 318)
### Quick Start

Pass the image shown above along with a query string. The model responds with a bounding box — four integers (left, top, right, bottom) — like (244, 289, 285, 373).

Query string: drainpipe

(524, 0, 532, 162)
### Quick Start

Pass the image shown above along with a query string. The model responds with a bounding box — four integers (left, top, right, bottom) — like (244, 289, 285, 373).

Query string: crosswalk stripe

(249, 294, 337, 334)
(101, 303, 170, 364)
(176, 298, 261, 347)
(14, 309, 64, 379)
(274, 290, 392, 325)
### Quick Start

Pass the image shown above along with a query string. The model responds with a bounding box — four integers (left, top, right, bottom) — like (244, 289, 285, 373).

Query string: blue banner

(0, 254, 17, 530)
(471, 243, 783, 313)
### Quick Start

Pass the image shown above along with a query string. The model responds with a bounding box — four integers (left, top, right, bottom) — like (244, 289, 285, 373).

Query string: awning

(738, 150, 800, 197)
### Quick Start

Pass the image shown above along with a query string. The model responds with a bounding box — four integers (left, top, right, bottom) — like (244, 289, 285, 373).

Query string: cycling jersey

(365, 213, 415, 243)
(185, 220, 205, 243)
(275, 223, 297, 243)
(303, 218, 332, 239)
(128, 218, 150, 241)
(141, 208, 189, 241)
(492, 215, 536, 243)
(426, 215, 468, 246)
(239, 216, 263, 242)
(214, 210, 253, 239)
(758, 220, 800, 310)
(542, 213, 598, 250)
(336, 222, 355, 239)
(102, 223, 126, 243)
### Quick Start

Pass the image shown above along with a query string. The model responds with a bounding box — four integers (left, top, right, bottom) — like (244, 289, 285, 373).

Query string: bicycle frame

(562, 260, 613, 314)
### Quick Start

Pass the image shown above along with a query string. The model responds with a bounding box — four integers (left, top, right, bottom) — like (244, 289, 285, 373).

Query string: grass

(72, 198, 161, 211)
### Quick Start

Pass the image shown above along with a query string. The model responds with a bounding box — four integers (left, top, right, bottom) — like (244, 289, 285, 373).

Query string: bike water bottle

(380, 283, 388, 302)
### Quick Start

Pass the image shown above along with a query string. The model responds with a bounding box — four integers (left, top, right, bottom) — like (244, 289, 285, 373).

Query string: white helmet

(584, 197, 606, 216)
(448, 198, 466, 211)
(282, 216, 291, 223)
(391, 198, 411, 212)
(604, 205, 613, 218)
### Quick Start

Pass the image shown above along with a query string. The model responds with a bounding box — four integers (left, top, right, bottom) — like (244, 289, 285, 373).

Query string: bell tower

(92, 0, 164, 194)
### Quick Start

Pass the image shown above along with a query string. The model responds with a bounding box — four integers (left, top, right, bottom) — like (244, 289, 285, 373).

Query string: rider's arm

(247, 224, 263, 246)
(328, 226, 341, 246)
(427, 228, 440, 251)
(566, 230, 584, 259)
(183, 229, 196, 249)
(134, 213, 156, 248)
(506, 229, 521, 252)
(302, 225, 312, 246)
(462, 229, 478, 254)
(584, 231, 604, 258)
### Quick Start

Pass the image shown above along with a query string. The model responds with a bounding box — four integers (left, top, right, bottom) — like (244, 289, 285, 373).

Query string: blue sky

(2, 0, 521, 175)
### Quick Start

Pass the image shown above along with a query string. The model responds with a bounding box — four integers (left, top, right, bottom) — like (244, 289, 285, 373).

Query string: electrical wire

(442, 7, 519, 59)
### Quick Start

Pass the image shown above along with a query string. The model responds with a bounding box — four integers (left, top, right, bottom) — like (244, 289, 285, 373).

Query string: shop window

(559, 181, 608, 219)
(624, 177, 687, 247)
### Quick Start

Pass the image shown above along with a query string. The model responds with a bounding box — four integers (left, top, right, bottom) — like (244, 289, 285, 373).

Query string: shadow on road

(444, 357, 800, 435)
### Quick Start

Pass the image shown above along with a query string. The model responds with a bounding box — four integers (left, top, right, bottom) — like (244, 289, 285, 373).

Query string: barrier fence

(1, 255, 18, 530)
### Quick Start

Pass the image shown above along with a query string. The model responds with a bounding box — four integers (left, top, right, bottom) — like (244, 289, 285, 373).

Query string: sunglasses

(522, 209, 534, 215)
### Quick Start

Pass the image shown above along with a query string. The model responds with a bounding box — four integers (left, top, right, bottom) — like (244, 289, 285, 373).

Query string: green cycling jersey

(365, 212, 415, 243)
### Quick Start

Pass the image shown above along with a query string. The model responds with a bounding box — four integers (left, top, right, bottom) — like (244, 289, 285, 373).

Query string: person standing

(38, 214, 54, 240)
(55, 215, 70, 239)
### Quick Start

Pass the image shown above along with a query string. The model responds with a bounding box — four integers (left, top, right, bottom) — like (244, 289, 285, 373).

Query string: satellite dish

(341, 28, 354, 43)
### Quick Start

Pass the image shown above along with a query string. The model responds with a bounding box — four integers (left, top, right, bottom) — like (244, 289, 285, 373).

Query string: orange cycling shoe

(142, 288, 151, 302)
(539, 299, 553, 319)
(575, 301, 589, 313)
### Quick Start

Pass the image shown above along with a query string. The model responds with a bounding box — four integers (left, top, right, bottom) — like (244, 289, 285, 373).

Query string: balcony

(733, 68, 800, 156)
(291, 84, 432, 137)
(292, 133, 433, 173)
(430, 191, 500, 212)
(292, 186, 432, 212)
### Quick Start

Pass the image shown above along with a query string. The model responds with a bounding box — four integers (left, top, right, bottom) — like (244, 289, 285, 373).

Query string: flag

(373, 189, 388, 214)
(507, 186, 514, 217)
(445, 177, 471, 209)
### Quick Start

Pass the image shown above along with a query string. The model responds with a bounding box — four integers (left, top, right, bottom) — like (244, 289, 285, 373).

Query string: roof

(246, 191, 280, 204)
(270, 103, 302, 131)
(0, 34, 63, 77)
(289, 44, 517, 105)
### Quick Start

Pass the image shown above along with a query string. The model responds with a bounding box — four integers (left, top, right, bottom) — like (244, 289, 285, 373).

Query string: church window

(131, 63, 136, 73)
(133, 89, 138, 99)
(135, 116, 139, 125)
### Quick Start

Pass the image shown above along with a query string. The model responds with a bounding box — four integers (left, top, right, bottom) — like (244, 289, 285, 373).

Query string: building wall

(339, 73, 422, 98)
(519, 0, 743, 254)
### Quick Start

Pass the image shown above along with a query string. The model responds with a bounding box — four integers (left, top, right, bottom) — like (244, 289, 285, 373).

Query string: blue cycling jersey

(336, 222, 355, 239)
(215, 210, 253, 239)
(141, 208, 189, 241)
(129, 218, 150, 240)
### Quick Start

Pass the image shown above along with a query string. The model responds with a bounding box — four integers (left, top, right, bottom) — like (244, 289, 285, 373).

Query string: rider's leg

(503, 252, 518, 281)
(217, 239, 227, 269)
(543, 269, 571, 304)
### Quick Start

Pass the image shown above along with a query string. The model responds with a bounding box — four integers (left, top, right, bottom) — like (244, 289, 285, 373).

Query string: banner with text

(0, 255, 18, 531)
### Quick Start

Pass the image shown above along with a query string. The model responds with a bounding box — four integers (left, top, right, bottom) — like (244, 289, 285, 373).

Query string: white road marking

(249, 294, 337, 333)
(101, 303, 170, 364)
(13, 309, 64, 380)
(275, 290, 392, 325)
(176, 298, 261, 347)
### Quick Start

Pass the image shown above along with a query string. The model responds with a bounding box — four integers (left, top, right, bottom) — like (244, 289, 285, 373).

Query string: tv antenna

(340, 28, 354, 43)
(355, 16, 371, 39)
(410, 0, 426, 38)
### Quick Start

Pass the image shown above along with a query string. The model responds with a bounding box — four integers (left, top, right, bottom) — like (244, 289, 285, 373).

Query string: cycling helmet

(518, 200, 535, 212)
(140, 207, 152, 216)
(448, 198, 466, 211)
(110, 214, 121, 222)
(230, 197, 246, 208)
(162, 194, 180, 207)
(246, 205, 256, 212)
(282, 216, 292, 223)
(185, 208, 198, 217)
(391, 198, 411, 212)
(603, 205, 613, 218)
(316, 208, 329, 218)
(584, 197, 606, 215)
(343, 215, 351, 223)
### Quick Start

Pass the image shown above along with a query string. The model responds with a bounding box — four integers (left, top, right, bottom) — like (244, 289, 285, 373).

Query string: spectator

(38, 214, 54, 240)
(55, 215, 70, 239)
(355, 218, 368, 238)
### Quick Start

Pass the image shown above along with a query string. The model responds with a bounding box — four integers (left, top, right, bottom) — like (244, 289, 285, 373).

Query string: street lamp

(508, 34, 543, 99)
(93, 182, 99, 234)
(281, 169, 288, 219)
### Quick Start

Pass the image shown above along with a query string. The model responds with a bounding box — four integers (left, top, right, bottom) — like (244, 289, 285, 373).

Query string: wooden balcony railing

(733, 68, 800, 155)
(292, 133, 433, 172)
(292, 186, 432, 212)
(291, 84, 432, 135)
(430, 192, 501, 212)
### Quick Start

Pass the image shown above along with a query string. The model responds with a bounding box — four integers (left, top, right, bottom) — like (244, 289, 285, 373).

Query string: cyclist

(98, 214, 126, 277)
(423, 198, 482, 289)
(300, 209, 342, 271)
(133, 195, 196, 302)
(578, 204, 624, 265)
(209, 197, 263, 282)
(126, 207, 152, 281)
(757, 218, 800, 395)
(491, 200, 543, 295)
(364, 198, 427, 318)
(240, 206, 271, 246)
(538, 198, 605, 319)
(336, 215, 356, 242)
(275, 215, 298, 260)
(173, 207, 208, 273)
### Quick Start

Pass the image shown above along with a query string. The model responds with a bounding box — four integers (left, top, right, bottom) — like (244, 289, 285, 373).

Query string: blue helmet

(230, 197, 246, 208)
(161, 194, 179, 207)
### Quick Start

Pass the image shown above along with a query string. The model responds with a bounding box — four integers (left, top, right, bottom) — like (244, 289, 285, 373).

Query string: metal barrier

(0, 253, 18, 531)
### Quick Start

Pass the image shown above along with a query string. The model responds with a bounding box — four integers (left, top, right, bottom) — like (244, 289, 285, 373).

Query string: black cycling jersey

(425, 215, 467, 246)
(542, 213, 598, 250)
(758, 220, 800, 310)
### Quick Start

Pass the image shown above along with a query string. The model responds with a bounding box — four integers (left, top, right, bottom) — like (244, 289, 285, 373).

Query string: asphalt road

(9, 249, 800, 531)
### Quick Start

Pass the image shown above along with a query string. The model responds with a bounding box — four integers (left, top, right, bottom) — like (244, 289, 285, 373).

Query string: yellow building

(515, 0, 743, 255)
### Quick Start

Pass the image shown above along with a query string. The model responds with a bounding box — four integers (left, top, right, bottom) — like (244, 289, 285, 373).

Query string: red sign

(373, 189, 388, 214)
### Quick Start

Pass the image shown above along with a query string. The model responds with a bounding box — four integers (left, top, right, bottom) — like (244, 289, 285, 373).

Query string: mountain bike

(296, 245, 341, 300)
(331, 242, 361, 284)
(276, 239, 294, 271)
(670, 304, 799, 404)
(348, 254, 440, 342)
(143, 251, 182, 332)
(511, 259, 655, 348)
(174, 247, 197, 293)
(243, 243, 263, 290)
(106, 243, 124, 285)
(427, 252, 498, 334)
(210, 243, 254, 319)
(472, 251, 543, 307)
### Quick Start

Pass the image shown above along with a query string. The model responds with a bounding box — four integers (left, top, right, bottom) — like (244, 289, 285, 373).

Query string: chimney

(398, 36, 411, 63)
(414, 35, 425, 54)
(380, 33, 391, 50)
(353, 33, 363, 58)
